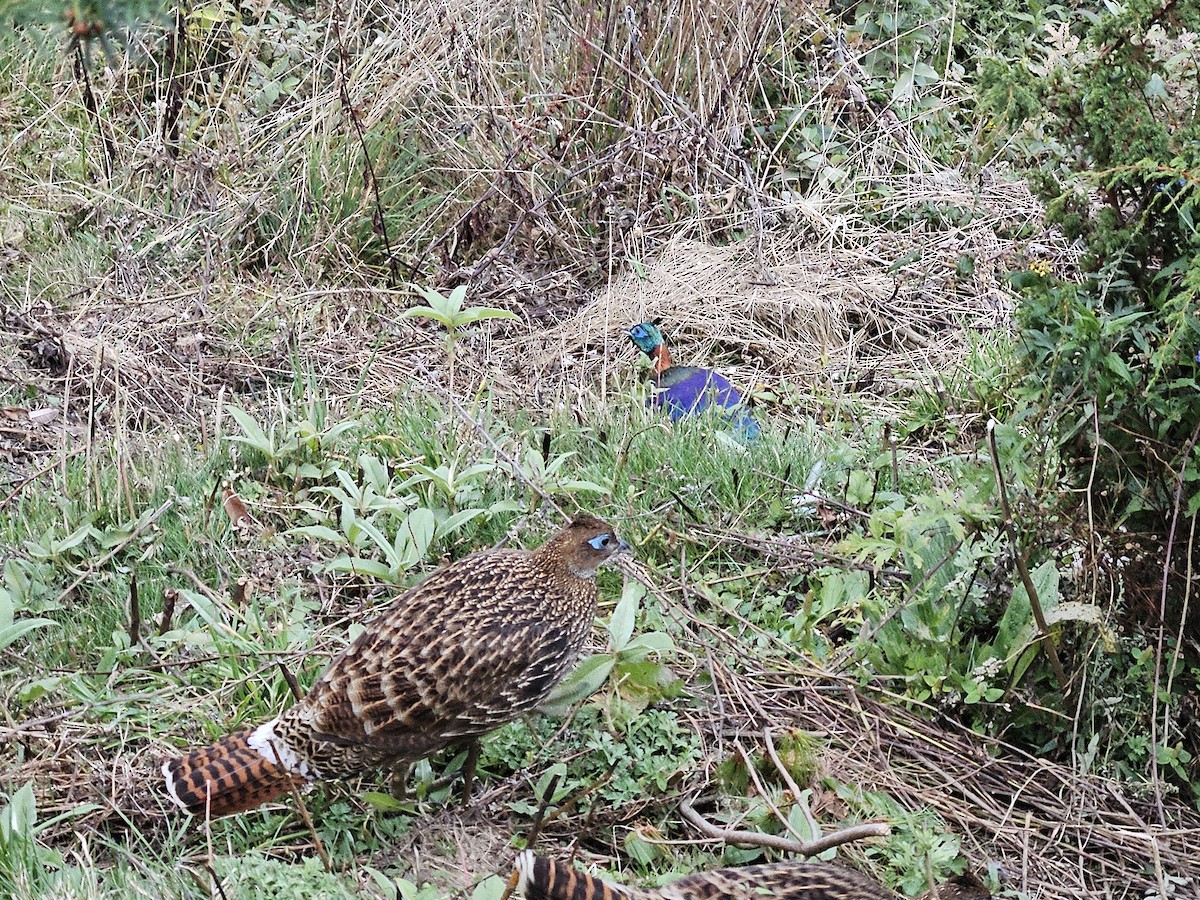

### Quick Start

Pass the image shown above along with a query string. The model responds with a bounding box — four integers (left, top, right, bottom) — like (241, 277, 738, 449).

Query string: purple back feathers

(652, 366, 761, 440)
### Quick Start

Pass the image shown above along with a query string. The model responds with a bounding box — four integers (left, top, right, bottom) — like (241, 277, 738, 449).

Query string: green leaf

(16, 676, 64, 705)
(540, 654, 615, 715)
(401, 305, 453, 328)
(402, 507, 437, 562)
(455, 307, 520, 325)
(533, 763, 570, 803)
(360, 791, 412, 812)
(996, 560, 1058, 657)
(609, 581, 645, 652)
(0, 618, 56, 652)
(438, 508, 486, 536)
(471, 876, 508, 900)
(621, 631, 675, 661)
(355, 518, 400, 564)
(225, 405, 274, 456)
(786, 794, 836, 859)
(323, 557, 397, 581)
(2, 783, 38, 837)
(287, 525, 346, 544)
(623, 830, 659, 866)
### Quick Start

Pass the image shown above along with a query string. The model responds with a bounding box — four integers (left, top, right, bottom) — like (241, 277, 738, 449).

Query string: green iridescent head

(625, 322, 664, 356)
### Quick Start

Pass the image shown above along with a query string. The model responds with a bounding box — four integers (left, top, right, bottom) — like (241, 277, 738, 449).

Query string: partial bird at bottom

(510, 851, 895, 900)
(162, 515, 628, 818)
(625, 322, 761, 441)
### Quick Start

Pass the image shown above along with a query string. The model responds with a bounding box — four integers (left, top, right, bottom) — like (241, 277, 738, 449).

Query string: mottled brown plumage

(511, 852, 895, 900)
(163, 516, 627, 817)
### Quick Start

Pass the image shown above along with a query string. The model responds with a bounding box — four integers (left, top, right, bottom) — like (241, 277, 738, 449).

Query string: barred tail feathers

(162, 719, 308, 817)
(513, 851, 632, 900)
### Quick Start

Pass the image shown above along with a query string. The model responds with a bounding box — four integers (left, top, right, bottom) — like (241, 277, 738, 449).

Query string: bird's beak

(616, 536, 631, 554)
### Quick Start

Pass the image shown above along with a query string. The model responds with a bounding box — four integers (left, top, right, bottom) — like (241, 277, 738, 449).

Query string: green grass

(3, 1, 1197, 895)
(2, 347, 1194, 896)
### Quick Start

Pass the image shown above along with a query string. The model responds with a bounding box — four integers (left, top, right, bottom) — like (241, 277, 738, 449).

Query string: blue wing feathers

(651, 367, 761, 440)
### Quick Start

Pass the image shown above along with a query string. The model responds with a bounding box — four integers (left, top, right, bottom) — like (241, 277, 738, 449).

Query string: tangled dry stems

(1, 1, 1162, 896)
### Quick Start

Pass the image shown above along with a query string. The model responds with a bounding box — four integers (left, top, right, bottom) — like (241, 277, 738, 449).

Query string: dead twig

(679, 800, 890, 856)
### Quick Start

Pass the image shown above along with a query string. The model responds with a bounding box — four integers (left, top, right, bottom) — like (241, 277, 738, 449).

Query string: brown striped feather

(514, 853, 896, 900)
(162, 729, 299, 817)
(162, 515, 626, 816)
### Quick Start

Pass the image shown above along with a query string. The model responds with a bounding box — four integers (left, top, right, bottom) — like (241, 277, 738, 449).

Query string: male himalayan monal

(625, 322, 761, 441)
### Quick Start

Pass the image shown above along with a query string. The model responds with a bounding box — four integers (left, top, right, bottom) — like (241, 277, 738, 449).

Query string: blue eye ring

(588, 534, 612, 550)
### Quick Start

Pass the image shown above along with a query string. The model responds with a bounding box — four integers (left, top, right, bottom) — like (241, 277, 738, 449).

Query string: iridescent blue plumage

(625, 322, 761, 440)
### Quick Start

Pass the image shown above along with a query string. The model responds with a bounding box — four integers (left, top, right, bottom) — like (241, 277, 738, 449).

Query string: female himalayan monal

(162, 515, 628, 817)
(507, 851, 897, 899)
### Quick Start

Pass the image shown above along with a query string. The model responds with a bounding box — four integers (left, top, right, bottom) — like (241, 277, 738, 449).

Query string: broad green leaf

(2, 783, 37, 837)
(913, 61, 939, 81)
(533, 763, 569, 803)
(996, 560, 1058, 657)
(608, 581, 644, 652)
(360, 454, 390, 493)
(355, 518, 399, 563)
(324, 557, 397, 581)
(786, 794, 837, 860)
(17, 676, 65, 705)
(560, 478, 610, 494)
(402, 507, 437, 561)
(471, 876, 508, 900)
(455, 307, 520, 325)
(438, 508, 486, 535)
(0, 618, 56, 652)
(540, 654, 615, 715)
(401, 305, 453, 327)
(360, 791, 412, 812)
(623, 830, 659, 866)
(287, 525, 346, 544)
(225, 405, 274, 456)
(621, 631, 675, 660)
(51, 523, 97, 555)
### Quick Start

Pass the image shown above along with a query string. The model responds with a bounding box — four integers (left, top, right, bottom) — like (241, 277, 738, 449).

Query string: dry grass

(3, 2, 1173, 899)
(3, 0, 1066, 427)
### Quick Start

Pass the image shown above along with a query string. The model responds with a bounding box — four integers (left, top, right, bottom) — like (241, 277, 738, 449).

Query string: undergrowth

(1, 354, 1194, 895)
(2, 0, 1198, 897)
